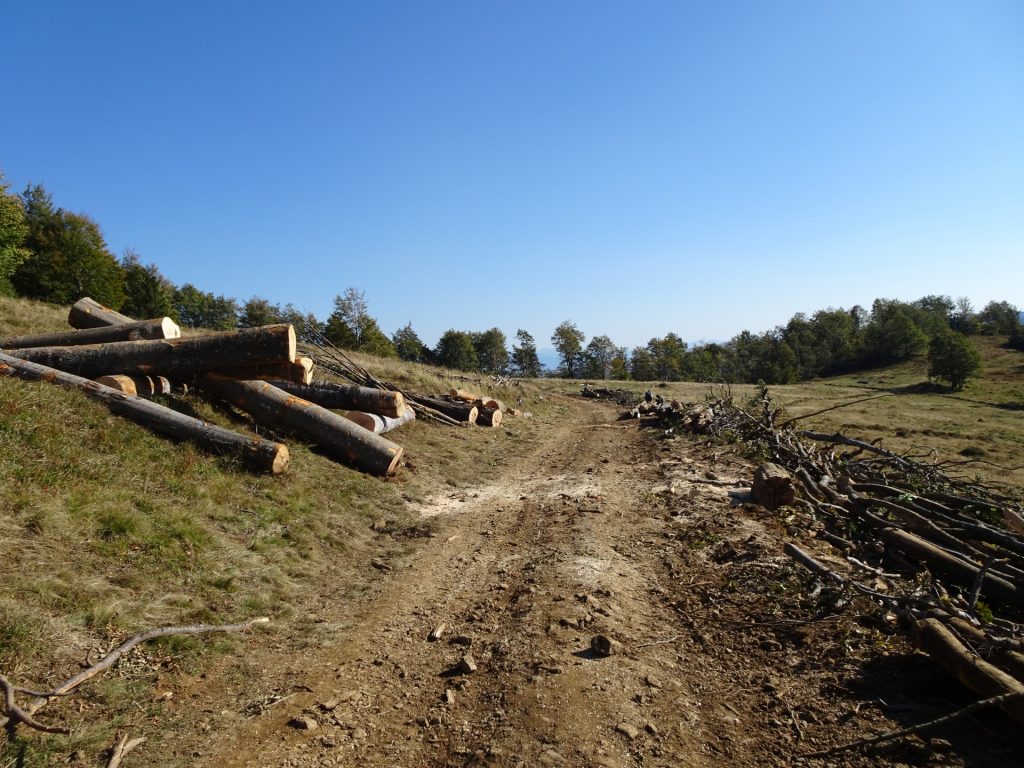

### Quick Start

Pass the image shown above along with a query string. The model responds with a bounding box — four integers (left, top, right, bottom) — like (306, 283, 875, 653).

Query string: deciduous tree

(551, 320, 585, 378)
(928, 332, 982, 390)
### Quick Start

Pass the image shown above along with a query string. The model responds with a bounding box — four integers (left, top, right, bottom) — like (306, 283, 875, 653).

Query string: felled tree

(928, 332, 982, 391)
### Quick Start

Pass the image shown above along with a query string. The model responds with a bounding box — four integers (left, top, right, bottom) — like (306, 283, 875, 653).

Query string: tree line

(1, 171, 1020, 389)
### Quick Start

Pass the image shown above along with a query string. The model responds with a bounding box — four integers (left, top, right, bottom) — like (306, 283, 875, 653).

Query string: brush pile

(0, 298, 412, 476)
(683, 384, 1024, 725)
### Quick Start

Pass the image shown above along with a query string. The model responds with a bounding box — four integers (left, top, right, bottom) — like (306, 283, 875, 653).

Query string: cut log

(415, 396, 478, 424)
(449, 388, 479, 402)
(94, 375, 138, 396)
(266, 380, 406, 418)
(475, 407, 503, 428)
(752, 463, 796, 510)
(7, 324, 296, 379)
(67, 297, 136, 329)
(198, 377, 403, 476)
(1, 318, 180, 350)
(343, 407, 416, 435)
(881, 528, 1024, 609)
(914, 618, 1024, 725)
(946, 617, 1024, 684)
(213, 357, 314, 385)
(473, 397, 506, 413)
(0, 352, 289, 474)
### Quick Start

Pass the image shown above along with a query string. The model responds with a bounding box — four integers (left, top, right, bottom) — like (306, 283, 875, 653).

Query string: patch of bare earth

(188, 398, 1022, 768)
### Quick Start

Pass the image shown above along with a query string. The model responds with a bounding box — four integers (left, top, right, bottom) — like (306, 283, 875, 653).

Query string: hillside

(2, 296, 1023, 767)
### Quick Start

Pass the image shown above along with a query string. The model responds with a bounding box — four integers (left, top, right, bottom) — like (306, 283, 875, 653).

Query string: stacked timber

(0, 297, 413, 477)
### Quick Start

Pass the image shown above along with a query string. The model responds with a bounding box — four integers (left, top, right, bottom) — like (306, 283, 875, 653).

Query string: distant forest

(2, 172, 1021, 385)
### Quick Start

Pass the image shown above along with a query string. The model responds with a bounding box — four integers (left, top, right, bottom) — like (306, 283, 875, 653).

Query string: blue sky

(2, 1, 1022, 350)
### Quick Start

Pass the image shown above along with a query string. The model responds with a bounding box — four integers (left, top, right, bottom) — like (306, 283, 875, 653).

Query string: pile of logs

(685, 385, 1024, 726)
(0, 298, 413, 476)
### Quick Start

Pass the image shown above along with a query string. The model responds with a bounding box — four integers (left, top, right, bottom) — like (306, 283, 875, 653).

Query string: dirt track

(186, 396, 1021, 768)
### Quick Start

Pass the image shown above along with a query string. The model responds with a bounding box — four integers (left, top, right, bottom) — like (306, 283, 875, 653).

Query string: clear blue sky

(2, 1, 1022, 350)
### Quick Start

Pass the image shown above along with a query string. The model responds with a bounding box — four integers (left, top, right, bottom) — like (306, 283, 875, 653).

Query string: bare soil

(138, 395, 1023, 767)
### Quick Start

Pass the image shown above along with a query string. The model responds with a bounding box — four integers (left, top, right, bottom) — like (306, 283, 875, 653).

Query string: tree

(583, 335, 620, 379)
(978, 301, 1022, 336)
(435, 330, 478, 371)
(0, 169, 30, 295)
(862, 299, 928, 364)
(324, 288, 369, 348)
(950, 296, 979, 335)
(551, 320, 585, 378)
(121, 249, 174, 319)
(238, 296, 282, 328)
(509, 330, 542, 377)
(629, 346, 656, 381)
(393, 322, 429, 363)
(928, 332, 982, 391)
(279, 303, 322, 343)
(358, 319, 397, 357)
(172, 283, 238, 330)
(647, 333, 688, 381)
(13, 185, 125, 308)
(472, 328, 508, 374)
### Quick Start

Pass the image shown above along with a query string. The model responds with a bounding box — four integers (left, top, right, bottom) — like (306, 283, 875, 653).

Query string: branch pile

(679, 384, 1024, 726)
(0, 297, 412, 476)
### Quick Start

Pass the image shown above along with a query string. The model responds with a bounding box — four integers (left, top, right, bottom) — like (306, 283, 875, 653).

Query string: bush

(928, 332, 982, 391)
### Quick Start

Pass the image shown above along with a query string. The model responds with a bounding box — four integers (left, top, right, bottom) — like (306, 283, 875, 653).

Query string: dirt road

(190, 396, 1020, 768)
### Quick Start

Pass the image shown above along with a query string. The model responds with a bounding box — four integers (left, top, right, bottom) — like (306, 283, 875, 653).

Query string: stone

(539, 749, 565, 765)
(458, 654, 478, 674)
(429, 623, 446, 642)
(288, 715, 319, 731)
(591, 634, 620, 657)
(615, 722, 640, 740)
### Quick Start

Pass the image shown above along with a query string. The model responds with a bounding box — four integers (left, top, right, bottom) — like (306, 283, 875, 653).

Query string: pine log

(415, 396, 478, 424)
(0, 353, 289, 474)
(752, 463, 796, 510)
(914, 618, 1024, 724)
(213, 357, 314, 385)
(475, 407, 503, 428)
(266, 380, 406, 418)
(881, 528, 1024, 609)
(67, 297, 136, 329)
(343, 407, 416, 435)
(449, 388, 479, 402)
(1, 318, 180, 350)
(7, 324, 296, 379)
(198, 377, 403, 476)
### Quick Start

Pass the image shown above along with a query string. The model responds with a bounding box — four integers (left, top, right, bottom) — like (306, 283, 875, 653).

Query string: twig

(803, 689, 1024, 758)
(1, 617, 269, 734)
(778, 393, 894, 429)
(107, 734, 147, 768)
(970, 555, 1008, 612)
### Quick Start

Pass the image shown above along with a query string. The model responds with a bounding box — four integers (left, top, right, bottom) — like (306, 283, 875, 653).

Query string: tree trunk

(414, 396, 478, 424)
(1, 318, 180, 349)
(343, 407, 416, 435)
(752, 463, 796, 510)
(881, 528, 1024, 609)
(95, 375, 183, 397)
(198, 376, 403, 476)
(475, 407, 503, 428)
(267, 380, 406, 418)
(0, 352, 289, 474)
(449, 388, 479, 402)
(67, 297, 136, 329)
(914, 618, 1024, 724)
(213, 357, 314, 385)
(7, 324, 296, 379)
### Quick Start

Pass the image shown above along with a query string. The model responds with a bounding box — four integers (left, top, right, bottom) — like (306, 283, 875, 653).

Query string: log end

(392, 391, 407, 418)
(270, 443, 290, 475)
(466, 406, 479, 425)
(95, 374, 137, 396)
(343, 411, 379, 432)
(286, 324, 297, 363)
(161, 317, 182, 339)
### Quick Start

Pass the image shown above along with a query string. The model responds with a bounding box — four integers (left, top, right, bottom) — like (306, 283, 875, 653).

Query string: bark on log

(1, 318, 180, 349)
(198, 377, 403, 476)
(475, 407, 503, 428)
(752, 463, 796, 510)
(415, 396, 478, 424)
(881, 528, 1024, 609)
(8, 324, 296, 379)
(213, 357, 314, 385)
(343, 407, 416, 435)
(449, 388, 479, 402)
(67, 297, 135, 329)
(266, 380, 406, 418)
(946, 617, 1024, 684)
(914, 618, 1024, 724)
(0, 353, 289, 474)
